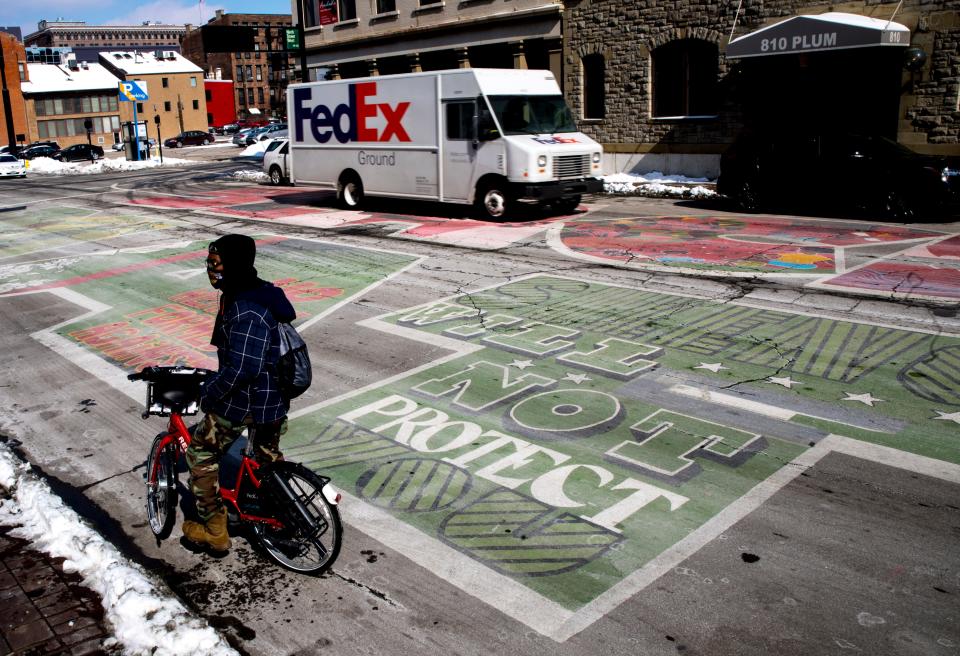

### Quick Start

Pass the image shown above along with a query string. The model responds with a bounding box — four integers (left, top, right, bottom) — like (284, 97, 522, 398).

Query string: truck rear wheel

(476, 182, 513, 220)
(337, 172, 364, 210)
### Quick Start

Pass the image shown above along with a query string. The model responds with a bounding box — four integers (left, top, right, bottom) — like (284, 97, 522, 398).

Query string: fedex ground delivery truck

(285, 68, 604, 218)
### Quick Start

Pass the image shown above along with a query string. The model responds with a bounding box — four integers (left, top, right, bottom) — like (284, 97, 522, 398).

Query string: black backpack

(277, 322, 312, 399)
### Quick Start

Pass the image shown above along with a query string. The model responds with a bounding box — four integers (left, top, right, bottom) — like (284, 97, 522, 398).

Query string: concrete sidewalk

(0, 527, 112, 655)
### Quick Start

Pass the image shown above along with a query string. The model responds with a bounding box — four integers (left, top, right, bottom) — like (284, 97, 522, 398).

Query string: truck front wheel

(476, 183, 512, 220)
(337, 172, 364, 209)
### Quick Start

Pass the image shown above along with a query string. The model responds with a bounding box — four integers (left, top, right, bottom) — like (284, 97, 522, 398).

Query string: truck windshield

(488, 95, 577, 136)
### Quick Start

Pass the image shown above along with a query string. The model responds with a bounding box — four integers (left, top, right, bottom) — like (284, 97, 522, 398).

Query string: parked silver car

(233, 129, 255, 146)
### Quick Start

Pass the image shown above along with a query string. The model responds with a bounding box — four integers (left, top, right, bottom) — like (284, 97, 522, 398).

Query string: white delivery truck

(284, 68, 603, 218)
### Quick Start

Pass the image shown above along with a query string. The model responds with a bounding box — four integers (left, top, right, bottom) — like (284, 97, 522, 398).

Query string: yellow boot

(182, 508, 231, 552)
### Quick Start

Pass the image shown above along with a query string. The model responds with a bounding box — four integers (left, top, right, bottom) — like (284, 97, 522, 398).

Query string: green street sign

(285, 28, 301, 50)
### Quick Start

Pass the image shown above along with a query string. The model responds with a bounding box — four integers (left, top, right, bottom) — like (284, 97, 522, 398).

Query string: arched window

(582, 53, 605, 119)
(651, 39, 718, 117)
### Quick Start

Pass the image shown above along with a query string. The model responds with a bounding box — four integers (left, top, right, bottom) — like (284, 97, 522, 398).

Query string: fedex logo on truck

(293, 82, 411, 144)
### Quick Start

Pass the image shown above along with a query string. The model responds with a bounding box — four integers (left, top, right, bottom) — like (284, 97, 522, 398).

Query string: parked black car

(718, 132, 960, 220)
(56, 143, 105, 162)
(20, 144, 61, 160)
(26, 140, 61, 151)
(163, 131, 215, 148)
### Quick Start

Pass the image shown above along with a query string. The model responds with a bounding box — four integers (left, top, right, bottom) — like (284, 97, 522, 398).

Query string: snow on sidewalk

(603, 171, 717, 198)
(26, 156, 197, 176)
(0, 441, 237, 656)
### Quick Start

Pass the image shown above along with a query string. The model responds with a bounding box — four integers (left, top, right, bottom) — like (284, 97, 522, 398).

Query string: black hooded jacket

(200, 235, 296, 423)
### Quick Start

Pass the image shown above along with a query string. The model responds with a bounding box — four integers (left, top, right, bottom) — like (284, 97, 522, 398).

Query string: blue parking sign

(118, 81, 149, 102)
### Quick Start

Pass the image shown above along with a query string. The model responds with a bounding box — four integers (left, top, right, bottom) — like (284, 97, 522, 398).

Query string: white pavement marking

(669, 383, 889, 433)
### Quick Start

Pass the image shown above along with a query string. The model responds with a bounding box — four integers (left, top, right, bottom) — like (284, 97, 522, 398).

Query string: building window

(339, 0, 357, 20)
(651, 39, 718, 118)
(238, 89, 245, 104)
(162, 77, 169, 88)
(190, 76, 197, 87)
(137, 102, 144, 113)
(248, 89, 254, 104)
(377, 0, 396, 12)
(205, 90, 212, 101)
(256, 65, 262, 81)
(246, 65, 252, 80)
(193, 99, 199, 110)
(582, 54, 605, 119)
(236, 65, 244, 81)
(18, 63, 25, 82)
(164, 101, 172, 111)
(419, 0, 441, 5)
(258, 88, 264, 103)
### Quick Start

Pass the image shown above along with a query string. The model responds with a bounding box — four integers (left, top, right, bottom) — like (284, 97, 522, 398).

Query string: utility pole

(295, 0, 308, 82)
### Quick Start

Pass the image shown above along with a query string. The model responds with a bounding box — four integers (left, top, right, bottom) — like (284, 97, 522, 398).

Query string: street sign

(118, 80, 149, 102)
(284, 27, 300, 50)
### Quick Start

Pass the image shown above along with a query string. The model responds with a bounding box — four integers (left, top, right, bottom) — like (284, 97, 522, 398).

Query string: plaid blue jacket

(200, 283, 295, 423)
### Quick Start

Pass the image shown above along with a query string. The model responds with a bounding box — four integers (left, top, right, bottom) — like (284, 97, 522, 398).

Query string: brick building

(20, 54, 123, 148)
(0, 32, 28, 149)
(204, 78, 237, 129)
(99, 50, 207, 140)
(180, 11, 295, 120)
(25, 20, 186, 63)
(563, 1, 960, 177)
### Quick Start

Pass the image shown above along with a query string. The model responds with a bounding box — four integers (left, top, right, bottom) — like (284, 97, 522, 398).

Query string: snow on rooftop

(99, 50, 203, 75)
(21, 62, 120, 94)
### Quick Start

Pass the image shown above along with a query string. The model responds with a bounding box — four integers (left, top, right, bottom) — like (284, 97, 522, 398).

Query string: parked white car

(0, 153, 26, 178)
(262, 139, 290, 186)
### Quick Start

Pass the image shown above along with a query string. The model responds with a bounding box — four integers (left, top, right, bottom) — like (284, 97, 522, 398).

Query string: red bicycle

(128, 365, 342, 574)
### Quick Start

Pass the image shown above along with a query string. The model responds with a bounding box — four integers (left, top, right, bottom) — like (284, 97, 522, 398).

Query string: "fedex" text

(293, 82, 411, 144)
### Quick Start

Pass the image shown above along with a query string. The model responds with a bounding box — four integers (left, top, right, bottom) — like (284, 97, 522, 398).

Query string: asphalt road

(0, 162, 958, 656)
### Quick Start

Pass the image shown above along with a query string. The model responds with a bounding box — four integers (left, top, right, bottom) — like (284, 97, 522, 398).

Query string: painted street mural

(282, 275, 960, 628)
(126, 179, 960, 300)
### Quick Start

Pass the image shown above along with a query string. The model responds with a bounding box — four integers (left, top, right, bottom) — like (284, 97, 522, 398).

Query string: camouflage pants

(186, 412, 287, 521)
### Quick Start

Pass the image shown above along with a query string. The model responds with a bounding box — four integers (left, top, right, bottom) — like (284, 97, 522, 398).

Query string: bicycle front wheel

(146, 434, 179, 538)
(251, 462, 342, 575)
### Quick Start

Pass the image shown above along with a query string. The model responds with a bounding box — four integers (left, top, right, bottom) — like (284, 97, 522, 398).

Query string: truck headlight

(592, 152, 601, 164)
(537, 155, 547, 167)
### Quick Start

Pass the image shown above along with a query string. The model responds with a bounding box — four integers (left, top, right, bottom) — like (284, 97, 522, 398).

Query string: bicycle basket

(144, 366, 210, 416)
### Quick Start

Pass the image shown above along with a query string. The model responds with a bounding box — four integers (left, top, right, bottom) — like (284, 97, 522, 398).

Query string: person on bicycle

(182, 234, 296, 552)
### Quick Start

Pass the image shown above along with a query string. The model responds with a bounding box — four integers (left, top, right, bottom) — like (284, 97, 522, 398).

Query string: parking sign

(118, 81, 149, 102)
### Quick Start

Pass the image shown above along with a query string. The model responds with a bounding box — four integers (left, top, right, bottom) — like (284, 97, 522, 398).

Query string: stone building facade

(181, 11, 295, 120)
(25, 20, 186, 63)
(563, 1, 960, 176)
(298, 0, 562, 83)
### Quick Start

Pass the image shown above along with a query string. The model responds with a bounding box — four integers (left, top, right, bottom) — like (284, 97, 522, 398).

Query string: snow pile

(229, 169, 269, 183)
(26, 156, 196, 176)
(0, 441, 237, 656)
(603, 171, 717, 198)
(239, 140, 271, 158)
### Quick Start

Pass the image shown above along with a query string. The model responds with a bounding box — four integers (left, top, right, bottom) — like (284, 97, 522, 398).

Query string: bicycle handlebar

(127, 366, 214, 382)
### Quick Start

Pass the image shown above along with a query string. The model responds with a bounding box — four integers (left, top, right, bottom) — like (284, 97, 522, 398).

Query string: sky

(4, 0, 293, 41)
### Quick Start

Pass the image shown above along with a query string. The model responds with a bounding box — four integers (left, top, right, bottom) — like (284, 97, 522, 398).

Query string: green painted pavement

(284, 275, 960, 611)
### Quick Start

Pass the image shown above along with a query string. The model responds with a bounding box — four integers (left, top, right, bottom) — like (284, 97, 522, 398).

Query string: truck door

(442, 100, 477, 202)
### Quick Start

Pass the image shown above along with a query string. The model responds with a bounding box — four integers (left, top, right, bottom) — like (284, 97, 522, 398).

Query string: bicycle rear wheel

(250, 462, 342, 575)
(146, 434, 179, 538)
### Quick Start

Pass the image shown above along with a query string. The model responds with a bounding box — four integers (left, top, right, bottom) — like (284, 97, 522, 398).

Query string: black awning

(726, 12, 910, 59)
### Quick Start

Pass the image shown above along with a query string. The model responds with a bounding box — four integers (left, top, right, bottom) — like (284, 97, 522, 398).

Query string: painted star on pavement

(562, 372, 592, 384)
(694, 362, 728, 373)
(510, 359, 535, 370)
(842, 392, 883, 407)
(933, 410, 960, 424)
(767, 376, 799, 388)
